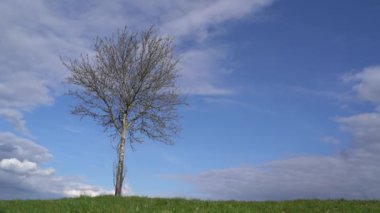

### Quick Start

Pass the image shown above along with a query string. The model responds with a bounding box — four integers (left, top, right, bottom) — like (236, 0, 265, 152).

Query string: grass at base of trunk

(0, 195, 379, 212)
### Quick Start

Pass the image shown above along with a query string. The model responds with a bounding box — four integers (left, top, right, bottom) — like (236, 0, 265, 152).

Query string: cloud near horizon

(173, 66, 380, 201)
(0, 132, 126, 199)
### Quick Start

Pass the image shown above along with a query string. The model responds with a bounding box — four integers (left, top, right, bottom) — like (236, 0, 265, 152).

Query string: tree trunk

(115, 113, 127, 196)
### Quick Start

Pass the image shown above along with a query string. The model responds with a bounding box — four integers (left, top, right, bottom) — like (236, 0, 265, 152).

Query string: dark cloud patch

(0, 143, 16, 153)
(0, 132, 52, 162)
(0, 174, 60, 200)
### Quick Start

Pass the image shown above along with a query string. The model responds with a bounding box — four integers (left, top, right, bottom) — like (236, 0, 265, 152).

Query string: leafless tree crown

(64, 27, 184, 145)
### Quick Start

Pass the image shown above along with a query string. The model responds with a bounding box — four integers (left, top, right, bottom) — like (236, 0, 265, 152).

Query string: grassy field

(0, 196, 379, 212)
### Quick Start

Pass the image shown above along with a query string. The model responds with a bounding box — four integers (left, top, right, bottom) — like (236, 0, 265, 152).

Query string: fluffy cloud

(0, 159, 113, 200)
(0, 158, 38, 173)
(337, 66, 380, 146)
(63, 185, 132, 197)
(336, 112, 380, 145)
(174, 66, 380, 200)
(344, 66, 380, 105)
(0, 158, 54, 176)
(0, 132, 120, 200)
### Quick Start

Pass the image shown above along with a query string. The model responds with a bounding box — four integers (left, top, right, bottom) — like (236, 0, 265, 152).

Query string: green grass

(0, 196, 379, 213)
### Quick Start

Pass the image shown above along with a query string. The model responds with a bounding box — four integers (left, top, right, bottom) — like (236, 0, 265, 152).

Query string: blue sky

(1, 0, 380, 200)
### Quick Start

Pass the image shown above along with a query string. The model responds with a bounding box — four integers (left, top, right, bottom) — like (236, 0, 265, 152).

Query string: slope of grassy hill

(0, 195, 379, 212)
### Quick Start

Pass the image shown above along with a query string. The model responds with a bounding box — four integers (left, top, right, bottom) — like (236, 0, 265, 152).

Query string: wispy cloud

(322, 136, 341, 145)
(160, 0, 273, 39)
(181, 146, 380, 200)
(179, 47, 235, 95)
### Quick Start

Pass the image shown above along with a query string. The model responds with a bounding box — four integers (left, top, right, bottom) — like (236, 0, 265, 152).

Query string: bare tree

(63, 26, 184, 196)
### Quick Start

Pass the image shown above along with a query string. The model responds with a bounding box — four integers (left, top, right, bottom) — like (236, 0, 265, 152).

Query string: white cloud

(344, 66, 380, 105)
(63, 188, 108, 198)
(0, 163, 114, 199)
(0, 158, 54, 176)
(63, 184, 132, 197)
(0, 158, 37, 173)
(336, 65, 380, 146)
(336, 112, 380, 145)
